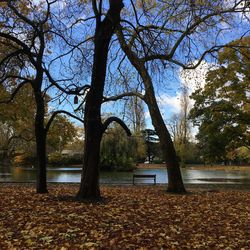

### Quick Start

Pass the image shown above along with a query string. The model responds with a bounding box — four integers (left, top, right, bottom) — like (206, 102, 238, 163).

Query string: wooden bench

(133, 174, 156, 185)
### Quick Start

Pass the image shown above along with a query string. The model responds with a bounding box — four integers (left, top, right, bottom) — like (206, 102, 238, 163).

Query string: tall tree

(168, 83, 191, 166)
(0, 0, 55, 192)
(189, 37, 250, 163)
(0, 0, 82, 193)
(110, 0, 249, 193)
(76, 0, 131, 200)
(126, 96, 145, 134)
(142, 129, 160, 163)
(116, 28, 187, 193)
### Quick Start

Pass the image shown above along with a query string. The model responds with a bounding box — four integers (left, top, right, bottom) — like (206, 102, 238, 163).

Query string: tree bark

(144, 79, 186, 193)
(76, 0, 124, 200)
(34, 86, 48, 194)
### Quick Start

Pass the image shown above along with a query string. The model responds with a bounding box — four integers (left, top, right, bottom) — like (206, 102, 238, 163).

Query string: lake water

(0, 166, 250, 185)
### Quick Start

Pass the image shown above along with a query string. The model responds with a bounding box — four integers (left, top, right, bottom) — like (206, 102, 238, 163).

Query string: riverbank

(137, 163, 165, 169)
(0, 183, 249, 249)
(137, 163, 250, 171)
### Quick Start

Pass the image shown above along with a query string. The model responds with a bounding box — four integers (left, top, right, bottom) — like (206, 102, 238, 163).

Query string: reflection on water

(0, 166, 250, 185)
(183, 169, 250, 184)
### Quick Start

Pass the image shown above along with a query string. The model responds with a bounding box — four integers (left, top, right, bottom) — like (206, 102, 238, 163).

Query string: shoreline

(8, 163, 250, 171)
(137, 163, 250, 171)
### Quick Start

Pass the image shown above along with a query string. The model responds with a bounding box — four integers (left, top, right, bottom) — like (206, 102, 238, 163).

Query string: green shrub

(48, 152, 82, 166)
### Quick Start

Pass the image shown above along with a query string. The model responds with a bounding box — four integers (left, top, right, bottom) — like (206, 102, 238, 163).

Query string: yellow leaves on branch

(16, 1, 31, 16)
(135, 0, 157, 9)
(0, 1, 7, 8)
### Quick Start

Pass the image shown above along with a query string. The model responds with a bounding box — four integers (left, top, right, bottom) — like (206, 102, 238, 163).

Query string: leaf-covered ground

(0, 184, 249, 249)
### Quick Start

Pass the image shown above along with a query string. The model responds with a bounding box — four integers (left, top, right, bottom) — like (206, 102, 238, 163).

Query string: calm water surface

(0, 166, 250, 185)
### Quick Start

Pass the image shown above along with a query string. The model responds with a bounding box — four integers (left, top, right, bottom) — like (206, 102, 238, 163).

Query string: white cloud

(223, 0, 250, 22)
(154, 61, 215, 122)
(144, 61, 213, 132)
(32, 0, 67, 10)
(157, 93, 182, 114)
(179, 61, 213, 94)
(32, 0, 43, 5)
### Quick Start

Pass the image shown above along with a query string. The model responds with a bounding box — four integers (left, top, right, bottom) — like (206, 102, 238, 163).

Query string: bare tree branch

(0, 80, 30, 104)
(43, 67, 91, 95)
(102, 116, 131, 136)
(103, 91, 145, 103)
(40, 0, 57, 25)
(45, 110, 84, 133)
(0, 33, 37, 64)
(6, 1, 39, 31)
(141, 3, 250, 63)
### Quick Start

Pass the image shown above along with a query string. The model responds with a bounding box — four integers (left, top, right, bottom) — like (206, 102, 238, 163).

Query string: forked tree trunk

(76, 0, 124, 200)
(34, 87, 48, 193)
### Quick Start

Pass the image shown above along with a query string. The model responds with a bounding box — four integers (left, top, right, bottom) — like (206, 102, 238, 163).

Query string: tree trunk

(76, 109, 103, 199)
(34, 89, 48, 194)
(144, 83, 186, 193)
(76, 0, 124, 200)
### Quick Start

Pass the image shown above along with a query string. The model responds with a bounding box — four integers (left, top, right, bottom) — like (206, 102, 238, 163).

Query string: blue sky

(35, 0, 250, 132)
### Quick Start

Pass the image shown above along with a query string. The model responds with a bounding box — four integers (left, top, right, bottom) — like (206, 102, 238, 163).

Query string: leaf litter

(0, 184, 249, 249)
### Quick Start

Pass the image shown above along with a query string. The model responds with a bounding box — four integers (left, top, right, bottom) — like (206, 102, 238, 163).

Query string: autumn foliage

(0, 184, 249, 249)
